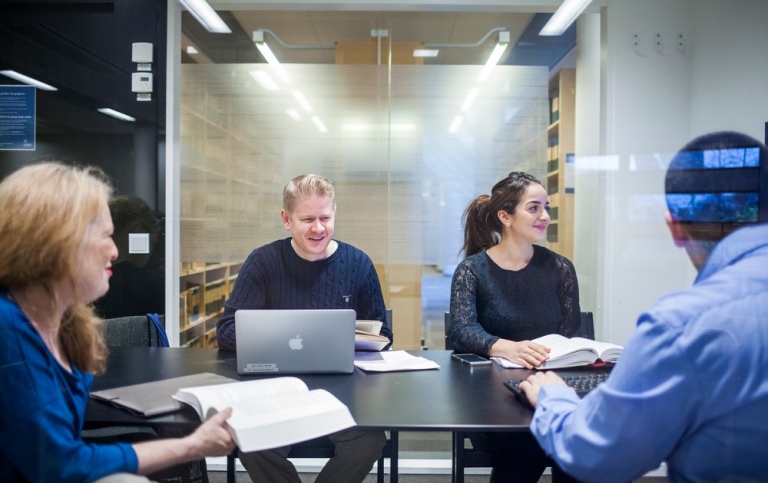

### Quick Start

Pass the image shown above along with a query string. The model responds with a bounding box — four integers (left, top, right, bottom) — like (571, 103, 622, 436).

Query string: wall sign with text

(0, 85, 36, 151)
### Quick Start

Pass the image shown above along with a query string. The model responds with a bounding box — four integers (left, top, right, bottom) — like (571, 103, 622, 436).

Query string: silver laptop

(235, 309, 356, 375)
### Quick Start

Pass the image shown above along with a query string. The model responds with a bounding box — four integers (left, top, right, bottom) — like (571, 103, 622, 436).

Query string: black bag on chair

(145, 427, 209, 483)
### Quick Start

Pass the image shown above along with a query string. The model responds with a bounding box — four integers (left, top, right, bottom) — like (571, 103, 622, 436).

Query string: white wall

(574, 0, 768, 345)
(689, 0, 768, 139)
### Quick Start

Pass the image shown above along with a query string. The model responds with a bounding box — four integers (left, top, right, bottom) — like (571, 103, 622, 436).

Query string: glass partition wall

(174, 1, 768, 351)
(177, 10, 552, 348)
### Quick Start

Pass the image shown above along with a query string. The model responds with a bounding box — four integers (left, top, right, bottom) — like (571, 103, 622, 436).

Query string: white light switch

(128, 233, 150, 254)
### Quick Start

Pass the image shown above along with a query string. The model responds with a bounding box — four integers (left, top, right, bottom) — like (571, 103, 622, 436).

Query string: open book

(491, 334, 623, 369)
(173, 377, 356, 452)
(355, 320, 390, 351)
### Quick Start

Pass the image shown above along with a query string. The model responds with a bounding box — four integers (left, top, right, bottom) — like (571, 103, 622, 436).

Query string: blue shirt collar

(695, 223, 768, 283)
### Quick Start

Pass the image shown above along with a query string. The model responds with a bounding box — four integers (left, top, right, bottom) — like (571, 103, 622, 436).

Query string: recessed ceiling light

(178, 0, 231, 33)
(97, 108, 135, 122)
(0, 70, 57, 91)
(413, 49, 439, 58)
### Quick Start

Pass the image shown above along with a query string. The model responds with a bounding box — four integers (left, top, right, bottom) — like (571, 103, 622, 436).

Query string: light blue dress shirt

(530, 224, 768, 483)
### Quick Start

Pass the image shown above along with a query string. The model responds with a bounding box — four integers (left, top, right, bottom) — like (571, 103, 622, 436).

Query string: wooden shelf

(179, 262, 242, 348)
(545, 68, 575, 261)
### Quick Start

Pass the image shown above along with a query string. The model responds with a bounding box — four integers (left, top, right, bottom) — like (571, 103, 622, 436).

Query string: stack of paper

(354, 351, 440, 372)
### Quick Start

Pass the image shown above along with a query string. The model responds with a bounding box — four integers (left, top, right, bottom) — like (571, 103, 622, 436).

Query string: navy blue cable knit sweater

(217, 238, 391, 351)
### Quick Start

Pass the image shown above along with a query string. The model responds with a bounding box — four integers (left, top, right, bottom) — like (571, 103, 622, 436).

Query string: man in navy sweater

(217, 173, 392, 483)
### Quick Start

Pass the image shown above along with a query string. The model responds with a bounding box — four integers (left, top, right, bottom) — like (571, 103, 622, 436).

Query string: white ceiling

(230, 10, 535, 65)
(181, 7, 579, 69)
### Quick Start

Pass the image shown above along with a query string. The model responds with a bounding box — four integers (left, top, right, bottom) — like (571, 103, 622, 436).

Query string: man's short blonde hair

(283, 174, 335, 213)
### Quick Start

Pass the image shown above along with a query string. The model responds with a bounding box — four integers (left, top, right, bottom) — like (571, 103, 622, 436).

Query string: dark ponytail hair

(461, 172, 543, 257)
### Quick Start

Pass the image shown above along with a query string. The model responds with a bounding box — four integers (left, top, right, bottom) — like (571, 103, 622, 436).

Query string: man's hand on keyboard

(519, 372, 568, 407)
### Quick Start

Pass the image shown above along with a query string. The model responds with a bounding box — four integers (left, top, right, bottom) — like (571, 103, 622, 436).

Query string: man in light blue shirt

(519, 131, 768, 483)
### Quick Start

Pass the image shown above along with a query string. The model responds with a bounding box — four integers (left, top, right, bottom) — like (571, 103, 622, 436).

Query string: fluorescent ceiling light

(253, 31, 291, 83)
(477, 31, 509, 82)
(460, 88, 480, 112)
(0, 70, 57, 91)
(413, 49, 439, 58)
(539, 0, 594, 36)
(178, 0, 231, 33)
(292, 90, 313, 113)
(311, 116, 327, 133)
(249, 70, 279, 91)
(97, 108, 135, 122)
(449, 115, 464, 134)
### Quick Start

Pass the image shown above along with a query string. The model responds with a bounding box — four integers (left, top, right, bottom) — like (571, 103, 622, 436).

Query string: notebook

(235, 309, 356, 375)
(90, 372, 236, 416)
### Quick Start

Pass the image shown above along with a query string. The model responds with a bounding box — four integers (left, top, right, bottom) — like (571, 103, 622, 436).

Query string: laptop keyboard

(559, 373, 610, 396)
(504, 373, 610, 409)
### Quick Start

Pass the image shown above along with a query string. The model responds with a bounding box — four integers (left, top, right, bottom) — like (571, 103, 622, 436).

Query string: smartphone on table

(451, 353, 493, 366)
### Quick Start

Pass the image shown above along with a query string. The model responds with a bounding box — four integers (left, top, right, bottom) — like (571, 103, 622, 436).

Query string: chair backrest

(385, 307, 393, 333)
(575, 312, 595, 340)
(444, 311, 454, 350)
(103, 315, 165, 347)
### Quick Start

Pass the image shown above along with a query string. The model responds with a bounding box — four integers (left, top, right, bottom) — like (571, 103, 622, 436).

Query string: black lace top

(448, 244, 581, 355)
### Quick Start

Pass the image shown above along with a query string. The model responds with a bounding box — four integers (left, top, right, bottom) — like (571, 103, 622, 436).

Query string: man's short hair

(665, 131, 767, 228)
(283, 174, 335, 213)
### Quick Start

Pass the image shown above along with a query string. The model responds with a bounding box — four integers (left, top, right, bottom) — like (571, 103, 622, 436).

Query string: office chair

(226, 308, 398, 483)
(102, 314, 166, 347)
(83, 315, 167, 443)
(443, 311, 596, 483)
(575, 311, 595, 340)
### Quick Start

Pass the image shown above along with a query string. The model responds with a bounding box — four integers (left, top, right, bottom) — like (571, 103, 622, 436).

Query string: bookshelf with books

(546, 68, 575, 261)
(179, 262, 242, 348)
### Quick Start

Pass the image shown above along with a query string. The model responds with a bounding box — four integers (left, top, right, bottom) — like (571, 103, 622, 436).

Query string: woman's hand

(134, 407, 236, 476)
(490, 339, 550, 369)
(186, 407, 236, 458)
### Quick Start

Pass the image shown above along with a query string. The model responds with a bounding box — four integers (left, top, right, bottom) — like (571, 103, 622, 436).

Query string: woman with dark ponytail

(449, 171, 582, 483)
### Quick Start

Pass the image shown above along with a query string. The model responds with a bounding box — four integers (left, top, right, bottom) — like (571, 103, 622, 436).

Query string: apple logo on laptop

(289, 335, 303, 350)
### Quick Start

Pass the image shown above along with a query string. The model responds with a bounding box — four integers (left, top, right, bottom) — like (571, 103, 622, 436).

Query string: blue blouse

(0, 293, 138, 482)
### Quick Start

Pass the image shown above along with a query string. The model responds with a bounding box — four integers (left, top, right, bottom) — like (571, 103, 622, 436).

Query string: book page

(569, 338, 623, 361)
(226, 389, 357, 452)
(491, 334, 623, 369)
(174, 377, 308, 420)
(355, 320, 383, 335)
(227, 389, 343, 424)
(536, 334, 600, 360)
(355, 331, 389, 351)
